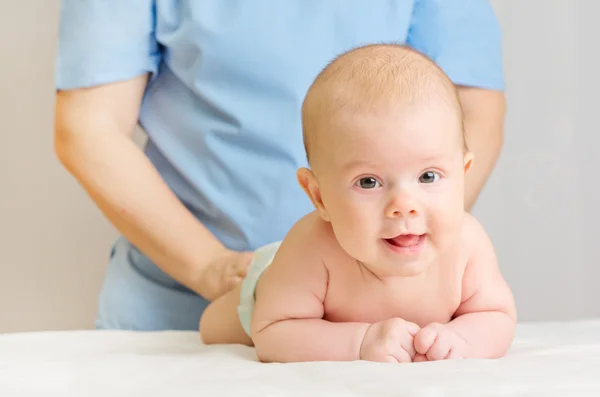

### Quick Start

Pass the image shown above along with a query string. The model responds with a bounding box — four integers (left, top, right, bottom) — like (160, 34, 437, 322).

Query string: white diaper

(237, 241, 282, 337)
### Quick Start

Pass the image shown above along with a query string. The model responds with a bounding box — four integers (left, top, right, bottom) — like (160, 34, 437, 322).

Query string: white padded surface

(1, 319, 599, 396)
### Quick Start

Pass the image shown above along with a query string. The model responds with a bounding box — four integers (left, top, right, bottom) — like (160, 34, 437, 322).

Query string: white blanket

(1, 319, 599, 396)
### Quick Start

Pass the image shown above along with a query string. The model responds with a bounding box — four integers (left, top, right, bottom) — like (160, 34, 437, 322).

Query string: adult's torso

(139, 0, 416, 253)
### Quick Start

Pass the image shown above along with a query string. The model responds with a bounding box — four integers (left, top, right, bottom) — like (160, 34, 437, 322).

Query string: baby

(200, 44, 517, 363)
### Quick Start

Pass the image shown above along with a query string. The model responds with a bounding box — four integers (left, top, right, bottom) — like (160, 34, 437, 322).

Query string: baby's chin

(368, 259, 433, 278)
(383, 238, 437, 273)
(354, 253, 434, 279)
(341, 239, 436, 278)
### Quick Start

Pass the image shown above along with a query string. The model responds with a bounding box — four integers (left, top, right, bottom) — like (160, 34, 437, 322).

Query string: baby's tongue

(390, 234, 420, 247)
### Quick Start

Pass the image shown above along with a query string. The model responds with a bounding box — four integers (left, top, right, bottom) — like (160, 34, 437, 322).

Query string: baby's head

(297, 44, 473, 277)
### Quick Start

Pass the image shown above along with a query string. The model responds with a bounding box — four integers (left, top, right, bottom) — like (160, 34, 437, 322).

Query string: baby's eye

(419, 171, 440, 184)
(356, 177, 381, 189)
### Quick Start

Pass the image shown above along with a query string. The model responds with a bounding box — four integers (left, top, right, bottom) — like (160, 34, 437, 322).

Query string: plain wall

(474, 0, 600, 321)
(0, 0, 117, 332)
(1, 0, 598, 333)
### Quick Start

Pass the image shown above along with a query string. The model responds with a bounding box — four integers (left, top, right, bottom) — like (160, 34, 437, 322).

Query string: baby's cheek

(426, 213, 458, 251)
(334, 210, 373, 249)
(331, 196, 378, 236)
(428, 196, 461, 225)
(338, 212, 366, 237)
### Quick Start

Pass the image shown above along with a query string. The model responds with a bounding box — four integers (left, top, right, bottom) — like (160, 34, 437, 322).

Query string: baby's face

(315, 101, 471, 277)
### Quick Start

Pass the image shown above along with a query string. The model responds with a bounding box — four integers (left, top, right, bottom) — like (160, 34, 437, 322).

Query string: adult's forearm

(464, 122, 503, 211)
(459, 87, 506, 211)
(55, 125, 223, 296)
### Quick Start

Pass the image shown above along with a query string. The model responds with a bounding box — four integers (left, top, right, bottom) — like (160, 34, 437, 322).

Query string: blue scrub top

(56, 0, 504, 254)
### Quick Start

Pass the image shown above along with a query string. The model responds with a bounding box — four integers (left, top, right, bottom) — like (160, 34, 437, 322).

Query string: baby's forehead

(337, 102, 462, 144)
(313, 110, 461, 172)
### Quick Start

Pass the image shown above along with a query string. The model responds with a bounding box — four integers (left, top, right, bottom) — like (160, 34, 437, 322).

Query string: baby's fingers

(414, 326, 437, 355)
(389, 347, 413, 363)
(399, 333, 417, 359)
(413, 353, 428, 362)
(445, 337, 471, 360)
(426, 332, 452, 361)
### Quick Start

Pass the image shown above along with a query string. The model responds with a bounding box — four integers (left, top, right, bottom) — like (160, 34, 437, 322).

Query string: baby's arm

(445, 215, 517, 358)
(415, 215, 516, 360)
(250, 218, 370, 363)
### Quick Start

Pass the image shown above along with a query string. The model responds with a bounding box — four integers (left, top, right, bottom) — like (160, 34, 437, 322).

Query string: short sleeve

(406, 0, 504, 90)
(55, 0, 161, 90)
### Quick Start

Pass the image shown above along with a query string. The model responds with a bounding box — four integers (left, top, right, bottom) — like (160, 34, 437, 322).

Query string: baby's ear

(296, 167, 330, 221)
(463, 152, 474, 175)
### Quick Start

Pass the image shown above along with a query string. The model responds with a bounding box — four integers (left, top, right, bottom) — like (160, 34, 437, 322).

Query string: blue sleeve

(55, 0, 160, 90)
(406, 0, 504, 90)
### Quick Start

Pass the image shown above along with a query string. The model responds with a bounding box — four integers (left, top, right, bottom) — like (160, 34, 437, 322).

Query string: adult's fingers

(235, 252, 254, 276)
(226, 275, 244, 293)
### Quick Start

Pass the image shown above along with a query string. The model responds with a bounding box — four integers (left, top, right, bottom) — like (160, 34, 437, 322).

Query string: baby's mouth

(385, 234, 425, 248)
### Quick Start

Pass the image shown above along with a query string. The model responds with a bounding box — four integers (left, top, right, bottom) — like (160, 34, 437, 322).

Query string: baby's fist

(360, 318, 420, 363)
(414, 322, 471, 361)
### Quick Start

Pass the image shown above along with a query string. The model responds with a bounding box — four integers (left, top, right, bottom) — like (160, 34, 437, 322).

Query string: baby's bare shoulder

(255, 212, 332, 304)
(268, 211, 335, 270)
(449, 212, 495, 279)
(458, 211, 500, 285)
(454, 213, 516, 322)
(460, 212, 491, 251)
(283, 211, 337, 251)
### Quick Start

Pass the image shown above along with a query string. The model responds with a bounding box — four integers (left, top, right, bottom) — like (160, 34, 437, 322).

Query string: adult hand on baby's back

(360, 318, 420, 363)
(197, 249, 254, 301)
(414, 322, 471, 361)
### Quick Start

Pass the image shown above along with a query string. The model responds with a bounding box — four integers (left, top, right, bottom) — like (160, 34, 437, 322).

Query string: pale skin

(201, 127, 516, 363)
(459, 87, 506, 211)
(200, 45, 516, 363)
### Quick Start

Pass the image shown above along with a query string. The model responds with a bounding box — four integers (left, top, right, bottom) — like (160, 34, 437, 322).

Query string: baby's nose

(385, 191, 419, 218)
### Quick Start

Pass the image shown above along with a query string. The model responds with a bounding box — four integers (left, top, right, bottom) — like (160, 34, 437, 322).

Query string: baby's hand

(414, 322, 471, 361)
(359, 318, 420, 363)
